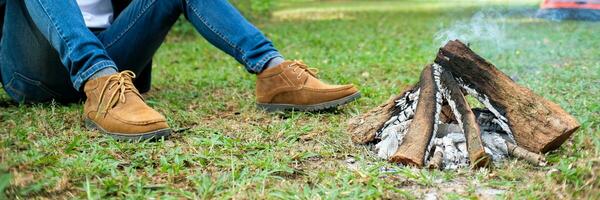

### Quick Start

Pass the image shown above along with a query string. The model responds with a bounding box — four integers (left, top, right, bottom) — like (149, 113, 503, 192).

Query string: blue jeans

(0, 0, 282, 103)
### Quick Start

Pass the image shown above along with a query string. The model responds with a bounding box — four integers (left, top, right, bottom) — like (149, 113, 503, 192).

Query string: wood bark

(440, 70, 490, 168)
(389, 65, 437, 167)
(347, 86, 417, 144)
(434, 40, 580, 153)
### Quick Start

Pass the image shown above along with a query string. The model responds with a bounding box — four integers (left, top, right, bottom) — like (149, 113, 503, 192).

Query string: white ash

(375, 119, 412, 159)
(481, 131, 509, 162)
(428, 64, 514, 169)
(383, 116, 398, 128)
(380, 89, 420, 131)
(394, 88, 420, 109)
(440, 79, 464, 136)
(475, 109, 503, 132)
(427, 110, 513, 169)
(475, 109, 510, 162)
(375, 88, 420, 159)
(434, 63, 471, 168)
(475, 109, 514, 143)
(433, 132, 469, 170)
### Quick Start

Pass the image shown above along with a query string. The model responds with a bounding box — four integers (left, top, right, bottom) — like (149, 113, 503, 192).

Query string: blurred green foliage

(230, 0, 275, 21)
(229, 0, 319, 21)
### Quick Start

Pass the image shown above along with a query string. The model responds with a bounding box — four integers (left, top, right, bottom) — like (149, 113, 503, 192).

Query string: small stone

(379, 166, 398, 173)
(361, 71, 370, 78)
(547, 168, 560, 176)
(345, 157, 356, 164)
(424, 192, 438, 200)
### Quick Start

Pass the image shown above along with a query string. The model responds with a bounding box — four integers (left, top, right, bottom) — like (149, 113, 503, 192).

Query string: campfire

(348, 40, 580, 170)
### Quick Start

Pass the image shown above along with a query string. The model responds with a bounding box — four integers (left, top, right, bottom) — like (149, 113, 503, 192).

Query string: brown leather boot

(83, 70, 171, 140)
(256, 60, 360, 112)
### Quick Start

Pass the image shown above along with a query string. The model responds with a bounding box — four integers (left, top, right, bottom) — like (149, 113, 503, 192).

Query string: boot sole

(257, 92, 361, 112)
(85, 118, 171, 141)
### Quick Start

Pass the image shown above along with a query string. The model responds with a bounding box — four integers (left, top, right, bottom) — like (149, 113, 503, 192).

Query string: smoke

(434, 8, 510, 52)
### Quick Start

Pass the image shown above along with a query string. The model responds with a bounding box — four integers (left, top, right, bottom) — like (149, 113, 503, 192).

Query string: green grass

(1, 0, 599, 199)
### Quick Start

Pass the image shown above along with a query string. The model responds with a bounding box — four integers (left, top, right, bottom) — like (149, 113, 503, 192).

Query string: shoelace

(95, 70, 142, 118)
(287, 60, 319, 79)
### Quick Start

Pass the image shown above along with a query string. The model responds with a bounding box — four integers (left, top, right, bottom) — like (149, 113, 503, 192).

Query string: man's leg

(96, 0, 281, 76)
(97, 0, 282, 77)
(20, 0, 118, 91)
(181, 0, 284, 73)
(95, 0, 184, 94)
(0, 0, 170, 140)
(97, 0, 359, 112)
(179, 0, 360, 111)
(0, 0, 80, 103)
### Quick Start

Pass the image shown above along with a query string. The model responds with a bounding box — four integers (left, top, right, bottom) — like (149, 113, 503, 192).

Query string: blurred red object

(540, 0, 600, 9)
(537, 0, 600, 21)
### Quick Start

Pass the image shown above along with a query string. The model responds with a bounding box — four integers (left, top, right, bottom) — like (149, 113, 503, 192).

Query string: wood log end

(469, 150, 491, 169)
(427, 147, 444, 169)
(507, 142, 547, 166)
(539, 122, 580, 153)
(389, 154, 424, 167)
(512, 110, 581, 153)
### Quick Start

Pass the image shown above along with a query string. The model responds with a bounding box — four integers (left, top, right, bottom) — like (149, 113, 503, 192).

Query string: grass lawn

(1, 0, 598, 199)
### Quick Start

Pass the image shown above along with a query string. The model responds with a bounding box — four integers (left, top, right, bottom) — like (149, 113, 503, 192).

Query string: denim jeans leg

(0, 1, 5, 84)
(97, 0, 282, 82)
(0, 0, 78, 103)
(0, 0, 119, 103)
(96, 0, 183, 90)
(21, 0, 117, 91)
(182, 0, 283, 73)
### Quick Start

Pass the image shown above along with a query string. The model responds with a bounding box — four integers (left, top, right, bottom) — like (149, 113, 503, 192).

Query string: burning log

(434, 40, 580, 153)
(347, 40, 579, 170)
